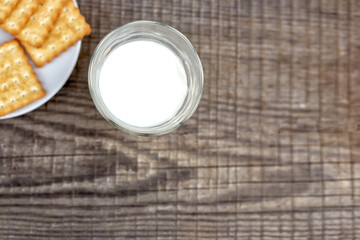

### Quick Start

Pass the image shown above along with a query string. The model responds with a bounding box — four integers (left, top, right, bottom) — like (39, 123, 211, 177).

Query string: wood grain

(1, 0, 360, 239)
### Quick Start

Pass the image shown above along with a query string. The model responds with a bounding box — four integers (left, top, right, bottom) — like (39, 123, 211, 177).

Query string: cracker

(16, 0, 67, 47)
(0, 40, 46, 117)
(22, 0, 91, 67)
(0, 0, 20, 23)
(1, 0, 44, 36)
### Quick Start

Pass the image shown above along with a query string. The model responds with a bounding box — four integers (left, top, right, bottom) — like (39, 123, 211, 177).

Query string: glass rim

(88, 21, 204, 136)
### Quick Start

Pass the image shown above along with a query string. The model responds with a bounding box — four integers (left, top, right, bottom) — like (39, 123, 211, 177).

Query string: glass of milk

(89, 21, 203, 136)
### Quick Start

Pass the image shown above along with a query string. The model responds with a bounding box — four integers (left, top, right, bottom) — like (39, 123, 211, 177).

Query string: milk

(99, 40, 188, 128)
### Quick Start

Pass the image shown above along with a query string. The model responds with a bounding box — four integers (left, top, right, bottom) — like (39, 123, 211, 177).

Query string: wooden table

(1, 0, 360, 239)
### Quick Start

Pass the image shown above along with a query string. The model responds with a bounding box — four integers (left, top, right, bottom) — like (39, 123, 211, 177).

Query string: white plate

(0, 0, 81, 120)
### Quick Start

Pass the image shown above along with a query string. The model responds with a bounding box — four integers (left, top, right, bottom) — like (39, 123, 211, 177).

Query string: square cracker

(17, 0, 67, 47)
(22, 0, 91, 67)
(0, 40, 46, 117)
(0, 0, 20, 23)
(1, 0, 45, 36)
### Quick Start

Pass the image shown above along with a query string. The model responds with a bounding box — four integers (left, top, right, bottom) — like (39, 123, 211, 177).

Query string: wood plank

(0, 0, 360, 239)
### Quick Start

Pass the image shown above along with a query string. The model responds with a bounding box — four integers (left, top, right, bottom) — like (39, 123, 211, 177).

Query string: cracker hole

(13, 78, 18, 84)
(24, 74, 29, 78)
(50, 45, 55, 50)
(10, 99, 15, 103)
(3, 84, 7, 89)
(77, 27, 82, 31)
(32, 88, 38, 92)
